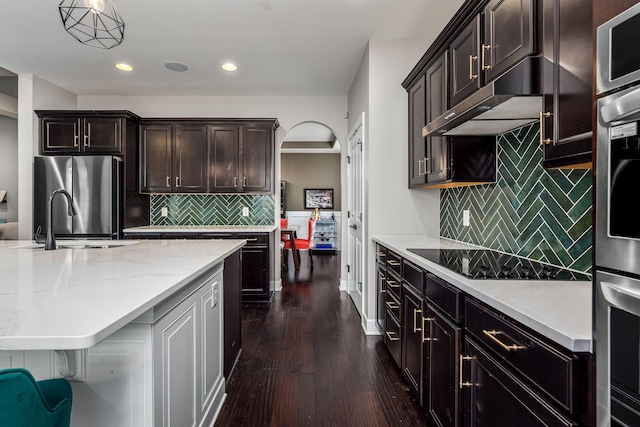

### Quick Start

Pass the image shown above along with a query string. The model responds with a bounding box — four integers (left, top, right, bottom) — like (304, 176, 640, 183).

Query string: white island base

(0, 239, 244, 427)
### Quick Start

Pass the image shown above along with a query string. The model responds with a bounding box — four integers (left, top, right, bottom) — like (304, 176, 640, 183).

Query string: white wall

(348, 40, 441, 334)
(0, 115, 18, 222)
(17, 75, 76, 239)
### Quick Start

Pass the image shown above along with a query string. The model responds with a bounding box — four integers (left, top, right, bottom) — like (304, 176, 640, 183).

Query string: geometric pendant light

(58, 0, 125, 49)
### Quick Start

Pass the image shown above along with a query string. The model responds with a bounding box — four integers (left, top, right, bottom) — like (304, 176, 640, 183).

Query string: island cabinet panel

(141, 123, 208, 193)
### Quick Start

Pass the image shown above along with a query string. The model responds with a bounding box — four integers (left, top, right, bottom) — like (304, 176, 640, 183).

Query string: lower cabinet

(402, 284, 425, 404)
(236, 233, 271, 301)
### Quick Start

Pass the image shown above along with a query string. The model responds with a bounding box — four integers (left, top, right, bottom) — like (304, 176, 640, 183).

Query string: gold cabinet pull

(481, 44, 492, 70)
(385, 301, 400, 310)
(539, 111, 552, 145)
(84, 123, 90, 147)
(386, 331, 400, 342)
(387, 259, 401, 266)
(84, 134, 88, 147)
(376, 252, 386, 257)
(413, 309, 423, 333)
(422, 317, 434, 342)
(74, 134, 79, 148)
(418, 158, 423, 177)
(243, 176, 247, 187)
(469, 55, 478, 80)
(424, 156, 431, 174)
(166, 176, 170, 187)
(234, 177, 238, 186)
(246, 238, 258, 242)
(459, 355, 474, 388)
(482, 329, 526, 352)
(176, 176, 180, 187)
(386, 280, 399, 289)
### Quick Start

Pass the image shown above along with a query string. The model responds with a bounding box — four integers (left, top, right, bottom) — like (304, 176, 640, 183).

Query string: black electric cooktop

(407, 248, 591, 281)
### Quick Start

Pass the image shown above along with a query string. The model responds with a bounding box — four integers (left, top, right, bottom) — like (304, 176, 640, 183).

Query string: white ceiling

(0, 0, 464, 97)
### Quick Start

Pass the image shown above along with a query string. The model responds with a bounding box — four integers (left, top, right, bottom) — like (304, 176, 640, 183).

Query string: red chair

(283, 219, 315, 269)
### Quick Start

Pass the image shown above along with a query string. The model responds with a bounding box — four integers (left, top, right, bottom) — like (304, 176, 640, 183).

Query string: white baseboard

(339, 279, 347, 291)
(272, 279, 282, 292)
(361, 314, 382, 336)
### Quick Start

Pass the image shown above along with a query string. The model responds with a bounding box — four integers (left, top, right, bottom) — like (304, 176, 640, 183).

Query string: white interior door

(347, 118, 364, 315)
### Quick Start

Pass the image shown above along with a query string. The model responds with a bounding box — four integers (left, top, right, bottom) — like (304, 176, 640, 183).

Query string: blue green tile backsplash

(151, 194, 275, 226)
(440, 123, 593, 274)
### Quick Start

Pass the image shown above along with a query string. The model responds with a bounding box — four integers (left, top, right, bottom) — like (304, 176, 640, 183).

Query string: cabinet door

(425, 51, 450, 183)
(408, 74, 427, 187)
(141, 125, 172, 193)
(241, 125, 273, 192)
(83, 117, 122, 154)
(426, 305, 461, 427)
(240, 243, 270, 300)
(199, 273, 223, 425)
(402, 285, 424, 404)
(153, 300, 198, 427)
(41, 117, 81, 153)
(209, 126, 240, 193)
(173, 125, 208, 193)
(541, 0, 593, 167)
(449, 15, 481, 107)
(462, 338, 576, 427)
(483, 0, 534, 82)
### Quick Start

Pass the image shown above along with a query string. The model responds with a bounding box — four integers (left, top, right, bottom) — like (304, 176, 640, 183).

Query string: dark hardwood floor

(215, 252, 429, 427)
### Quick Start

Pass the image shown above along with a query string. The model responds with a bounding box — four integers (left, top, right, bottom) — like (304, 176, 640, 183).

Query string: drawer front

(385, 291, 401, 324)
(385, 270, 402, 302)
(385, 309, 402, 367)
(386, 251, 402, 276)
(232, 233, 269, 245)
(403, 260, 424, 294)
(426, 272, 462, 323)
(464, 298, 577, 412)
(376, 244, 387, 266)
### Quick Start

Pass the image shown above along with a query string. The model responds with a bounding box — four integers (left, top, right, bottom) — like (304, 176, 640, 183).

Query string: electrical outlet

(463, 210, 470, 226)
(242, 207, 249, 217)
(161, 207, 168, 217)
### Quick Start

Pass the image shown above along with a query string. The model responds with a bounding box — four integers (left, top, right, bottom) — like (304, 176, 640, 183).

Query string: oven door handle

(601, 85, 640, 123)
(601, 281, 640, 317)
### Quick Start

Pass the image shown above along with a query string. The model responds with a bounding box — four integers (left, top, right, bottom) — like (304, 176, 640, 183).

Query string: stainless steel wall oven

(596, 3, 640, 426)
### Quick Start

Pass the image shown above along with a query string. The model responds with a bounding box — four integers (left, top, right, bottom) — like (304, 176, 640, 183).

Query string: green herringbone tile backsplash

(151, 194, 275, 226)
(440, 123, 593, 274)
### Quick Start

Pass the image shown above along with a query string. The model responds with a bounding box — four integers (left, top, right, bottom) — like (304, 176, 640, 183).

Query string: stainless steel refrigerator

(34, 156, 123, 239)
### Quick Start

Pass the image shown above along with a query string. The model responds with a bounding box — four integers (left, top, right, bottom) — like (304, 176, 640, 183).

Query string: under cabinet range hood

(422, 57, 543, 137)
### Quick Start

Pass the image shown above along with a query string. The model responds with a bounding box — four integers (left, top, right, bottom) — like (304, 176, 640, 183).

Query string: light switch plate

(463, 210, 470, 226)
(242, 207, 249, 217)
(161, 207, 168, 217)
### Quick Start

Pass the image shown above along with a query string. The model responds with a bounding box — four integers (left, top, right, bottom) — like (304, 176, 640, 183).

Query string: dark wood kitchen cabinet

(140, 123, 208, 193)
(402, 283, 425, 403)
(408, 73, 427, 187)
(540, 0, 593, 168)
(449, 15, 482, 107)
(36, 110, 140, 155)
(384, 251, 403, 368)
(208, 121, 276, 193)
(235, 232, 271, 301)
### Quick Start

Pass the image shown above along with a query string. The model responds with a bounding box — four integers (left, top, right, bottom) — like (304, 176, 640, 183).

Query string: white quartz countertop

(123, 225, 277, 233)
(0, 239, 245, 350)
(372, 235, 593, 353)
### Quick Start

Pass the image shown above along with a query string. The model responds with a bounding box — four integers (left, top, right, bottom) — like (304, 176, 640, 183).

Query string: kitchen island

(0, 239, 245, 427)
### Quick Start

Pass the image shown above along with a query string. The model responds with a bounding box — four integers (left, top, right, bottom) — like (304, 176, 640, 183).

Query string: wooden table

(281, 227, 300, 270)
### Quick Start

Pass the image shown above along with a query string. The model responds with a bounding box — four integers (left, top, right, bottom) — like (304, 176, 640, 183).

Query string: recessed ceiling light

(115, 63, 133, 71)
(165, 62, 189, 72)
(221, 63, 238, 71)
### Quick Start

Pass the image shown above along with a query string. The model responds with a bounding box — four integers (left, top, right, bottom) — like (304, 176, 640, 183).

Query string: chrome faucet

(45, 189, 76, 250)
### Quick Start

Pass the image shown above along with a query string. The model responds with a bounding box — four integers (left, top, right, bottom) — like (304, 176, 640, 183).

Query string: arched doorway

(278, 121, 343, 278)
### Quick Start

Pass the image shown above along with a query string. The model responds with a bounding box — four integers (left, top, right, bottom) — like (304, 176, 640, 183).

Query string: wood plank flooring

(215, 253, 429, 427)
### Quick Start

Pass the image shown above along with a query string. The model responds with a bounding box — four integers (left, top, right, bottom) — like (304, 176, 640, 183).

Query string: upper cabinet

(142, 119, 277, 194)
(540, 0, 593, 168)
(36, 111, 140, 155)
(449, 16, 482, 107)
(140, 123, 208, 193)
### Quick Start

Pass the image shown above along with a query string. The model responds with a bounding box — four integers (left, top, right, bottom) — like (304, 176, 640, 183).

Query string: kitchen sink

(12, 240, 139, 249)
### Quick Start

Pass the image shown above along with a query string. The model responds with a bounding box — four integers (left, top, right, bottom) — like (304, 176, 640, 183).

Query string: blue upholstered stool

(0, 368, 72, 427)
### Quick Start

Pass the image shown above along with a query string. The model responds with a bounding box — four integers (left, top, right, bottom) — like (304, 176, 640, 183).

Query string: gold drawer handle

(481, 44, 492, 70)
(386, 280, 399, 288)
(386, 301, 400, 310)
(413, 309, 422, 333)
(539, 111, 552, 145)
(469, 55, 478, 80)
(387, 260, 401, 266)
(482, 329, 526, 352)
(376, 252, 386, 257)
(386, 331, 400, 342)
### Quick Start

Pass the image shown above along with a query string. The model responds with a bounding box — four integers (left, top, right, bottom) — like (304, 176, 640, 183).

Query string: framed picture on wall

(304, 188, 334, 209)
